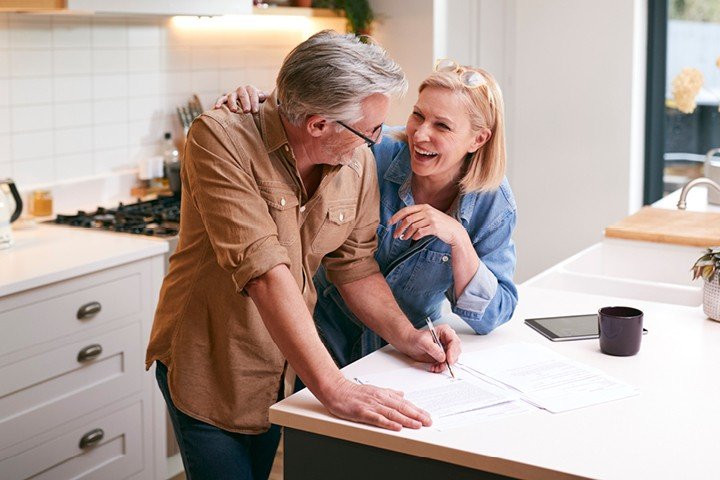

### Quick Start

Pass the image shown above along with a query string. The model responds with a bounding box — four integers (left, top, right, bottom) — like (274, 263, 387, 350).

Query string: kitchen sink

(524, 240, 704, 307)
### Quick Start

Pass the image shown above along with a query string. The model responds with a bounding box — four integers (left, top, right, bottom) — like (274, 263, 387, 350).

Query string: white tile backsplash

(1, 13, 342, 188)
(53, 49, 92, 76)
(55, 126, 93, 155)
(12, 131, 53, 161)
(11, 104, 53, 132)
(10, 49, 53, 77)
(11, 77, 52, 105)
(53, 75, 93, 102)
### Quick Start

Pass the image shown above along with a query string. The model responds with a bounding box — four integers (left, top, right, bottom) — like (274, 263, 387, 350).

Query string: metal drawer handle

(79, 428, 104, 449)
(77, 344, 103, 363)
(77, 301, 102, 320)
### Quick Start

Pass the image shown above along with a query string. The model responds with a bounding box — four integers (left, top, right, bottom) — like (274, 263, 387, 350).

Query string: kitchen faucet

(676, 176, 720, 210)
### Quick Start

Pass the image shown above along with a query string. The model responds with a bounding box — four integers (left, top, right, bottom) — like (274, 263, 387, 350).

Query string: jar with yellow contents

(30, 190, 53, 217)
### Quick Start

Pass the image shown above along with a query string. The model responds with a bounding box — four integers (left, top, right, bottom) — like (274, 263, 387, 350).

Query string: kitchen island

(269, 238, 720, 479)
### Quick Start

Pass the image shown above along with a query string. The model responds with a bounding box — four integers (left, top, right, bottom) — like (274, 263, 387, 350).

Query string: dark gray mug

(598, 306, 643, 356)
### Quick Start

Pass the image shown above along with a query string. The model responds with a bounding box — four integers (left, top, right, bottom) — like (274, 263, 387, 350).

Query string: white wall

(0, 13, 344, 189)
(508, 0, 646, 281)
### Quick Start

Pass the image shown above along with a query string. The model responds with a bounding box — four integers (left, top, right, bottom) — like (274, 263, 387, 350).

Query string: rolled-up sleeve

(449, 209, 518, 334)
(184, 114, 291, 293)
(323, 153, 382, 285)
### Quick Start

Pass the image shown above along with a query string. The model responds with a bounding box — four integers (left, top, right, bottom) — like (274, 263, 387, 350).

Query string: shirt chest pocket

(403, 249, 454, 294)
(260, 188, 299, 247)
(311, 204, 357, 254)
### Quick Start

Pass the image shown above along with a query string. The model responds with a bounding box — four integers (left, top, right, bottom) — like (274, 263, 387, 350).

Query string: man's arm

(336, 272, 462, 372)
(246, 265, 432, 431)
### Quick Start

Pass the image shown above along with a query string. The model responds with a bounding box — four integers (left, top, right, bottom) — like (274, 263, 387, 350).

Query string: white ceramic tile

(53, 75, 93, 102)
(93, 123, 128, 150)
(10, 49, 53, 77)
(190, 70, 220, 94)
(128, 96, 162, 121)
(214, 47, 246, 69)
(129, 143, 160, 165)
(127, 22, 161, 48)
(11, 104, 53, 133)
(93, 98, 128, 125)
(55, 126, 92, 155)
(128, 48, 160, 73)
(0, 15, 9, 49)
(93, 146, 130, 173)
(10, 77, 52, 105)
(93, 74, 128, 100)
(163, 47, 190, 71)
(219, 69, 247, 94)
(0, 51, 9, 78)
(12, 130, 53, 161)
(53, 49, 92, 76)
(243, 67, 276, 92)
(0, 79, 8, 106)
(91, 18, 127, 48)
(55, 152, 93, 181)
(0, 107, 9, 134)
(0, 162, 12, 179)
(9, 17, 53, 49)
(92, 48, 128, 74)
(235, 46, 290, 68)
(190, 47, 219, 70)
(12, 157, 54, 185)
(52, 17, 91, 48)
(165, 71, 191, 95)
(53, 101, 92, 129)
(128, 118, 163, 147)
(128, 72, 161, 96)
(0, 134, 11, 163)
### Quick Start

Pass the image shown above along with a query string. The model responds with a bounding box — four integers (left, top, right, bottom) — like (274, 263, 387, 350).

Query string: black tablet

(524, 314, 599, 341)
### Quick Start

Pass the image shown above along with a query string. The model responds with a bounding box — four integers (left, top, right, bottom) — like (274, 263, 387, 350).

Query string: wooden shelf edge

(252, 6, 342, 18)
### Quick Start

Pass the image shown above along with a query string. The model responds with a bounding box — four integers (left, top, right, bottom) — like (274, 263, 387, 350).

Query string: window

(645, 0, 720, 203)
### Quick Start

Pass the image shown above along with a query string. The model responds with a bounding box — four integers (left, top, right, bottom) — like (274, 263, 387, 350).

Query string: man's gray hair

(277, 30, 407, 126)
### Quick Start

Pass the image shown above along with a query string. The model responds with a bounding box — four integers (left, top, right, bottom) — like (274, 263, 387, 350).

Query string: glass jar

(31, 190, 53, 217)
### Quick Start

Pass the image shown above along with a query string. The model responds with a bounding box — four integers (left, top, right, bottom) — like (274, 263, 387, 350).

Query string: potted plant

(692, 247, 720, 321)
(313, 0, 375, 35)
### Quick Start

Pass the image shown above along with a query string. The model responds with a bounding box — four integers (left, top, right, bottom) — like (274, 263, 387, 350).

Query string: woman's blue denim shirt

(313, 132, 518, 367)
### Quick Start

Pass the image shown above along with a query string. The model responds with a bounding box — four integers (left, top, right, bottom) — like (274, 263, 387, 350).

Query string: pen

(425, 317, 455, 379)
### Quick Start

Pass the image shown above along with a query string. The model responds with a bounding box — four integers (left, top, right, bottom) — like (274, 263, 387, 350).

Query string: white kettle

(0, 179, 23, 250)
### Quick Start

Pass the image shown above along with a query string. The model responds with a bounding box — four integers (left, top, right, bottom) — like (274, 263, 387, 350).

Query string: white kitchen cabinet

(0, 0, 252, 16)
(0, 230, 167, 480)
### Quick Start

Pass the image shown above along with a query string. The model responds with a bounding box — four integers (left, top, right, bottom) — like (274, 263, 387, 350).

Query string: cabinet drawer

(0, 323, 142, 451)
(0, 271, 142, 358)
(0, 400, 143, 480)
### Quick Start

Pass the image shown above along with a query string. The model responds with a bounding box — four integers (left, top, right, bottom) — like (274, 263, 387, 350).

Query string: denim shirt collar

(383, 143, 479, 226)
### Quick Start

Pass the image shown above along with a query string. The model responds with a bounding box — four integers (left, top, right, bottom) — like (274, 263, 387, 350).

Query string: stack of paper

(355, 342, 639, 429)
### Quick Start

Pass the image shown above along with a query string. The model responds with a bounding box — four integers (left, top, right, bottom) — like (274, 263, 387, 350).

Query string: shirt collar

(258, 90, 290, 154)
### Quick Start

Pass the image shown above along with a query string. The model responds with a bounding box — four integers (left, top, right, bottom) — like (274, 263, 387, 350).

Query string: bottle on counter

(163, 132, 182, 195)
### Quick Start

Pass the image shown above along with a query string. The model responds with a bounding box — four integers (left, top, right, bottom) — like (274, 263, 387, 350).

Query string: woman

(217, 60, 517, 367)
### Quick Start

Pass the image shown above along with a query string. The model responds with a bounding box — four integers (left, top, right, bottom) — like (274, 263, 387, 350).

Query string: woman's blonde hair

(411, 67, 507, 193)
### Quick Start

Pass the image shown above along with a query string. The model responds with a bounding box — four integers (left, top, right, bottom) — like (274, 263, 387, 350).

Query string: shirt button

(442, 255, 449, 262)
(283, 145, 289, 152)
(280, 197, 286, 206)
(339, 213, 344, 222)
(300, 205, 306, 213)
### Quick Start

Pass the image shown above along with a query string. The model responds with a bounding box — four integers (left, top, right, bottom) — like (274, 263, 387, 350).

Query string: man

(146, 30, 460, 480)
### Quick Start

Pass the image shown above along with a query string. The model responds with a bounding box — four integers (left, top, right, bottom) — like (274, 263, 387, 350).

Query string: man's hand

(394, 323, 462, 374)
(318, 379, 432, 431)
(214, 85, 266, 113)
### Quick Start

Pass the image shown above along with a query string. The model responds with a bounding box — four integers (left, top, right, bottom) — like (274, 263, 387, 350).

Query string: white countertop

(0, 224, 168, 297)
(270, 284, 720, 479)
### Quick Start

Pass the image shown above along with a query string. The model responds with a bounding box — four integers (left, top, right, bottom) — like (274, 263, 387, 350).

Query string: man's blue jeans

(155, 362, 282, 480)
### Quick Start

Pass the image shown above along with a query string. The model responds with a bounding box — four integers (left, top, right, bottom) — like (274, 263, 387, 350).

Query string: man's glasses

(336, 121, 382, 147)
(434, 58, 495, 107)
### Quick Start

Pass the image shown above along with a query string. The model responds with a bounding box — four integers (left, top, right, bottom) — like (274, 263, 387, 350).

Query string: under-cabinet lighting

(171, 15, 312, 32)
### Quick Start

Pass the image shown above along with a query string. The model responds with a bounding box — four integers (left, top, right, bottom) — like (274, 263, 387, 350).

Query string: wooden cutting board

(604, 206, 720, 247)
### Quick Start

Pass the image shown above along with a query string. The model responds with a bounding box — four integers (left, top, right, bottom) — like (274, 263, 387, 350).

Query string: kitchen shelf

(252, 6, 341, 18)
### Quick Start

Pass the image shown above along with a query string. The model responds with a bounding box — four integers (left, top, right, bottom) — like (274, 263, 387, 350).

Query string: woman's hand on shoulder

(213, 85, 266, 113)
(389, 204, 466, 246)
